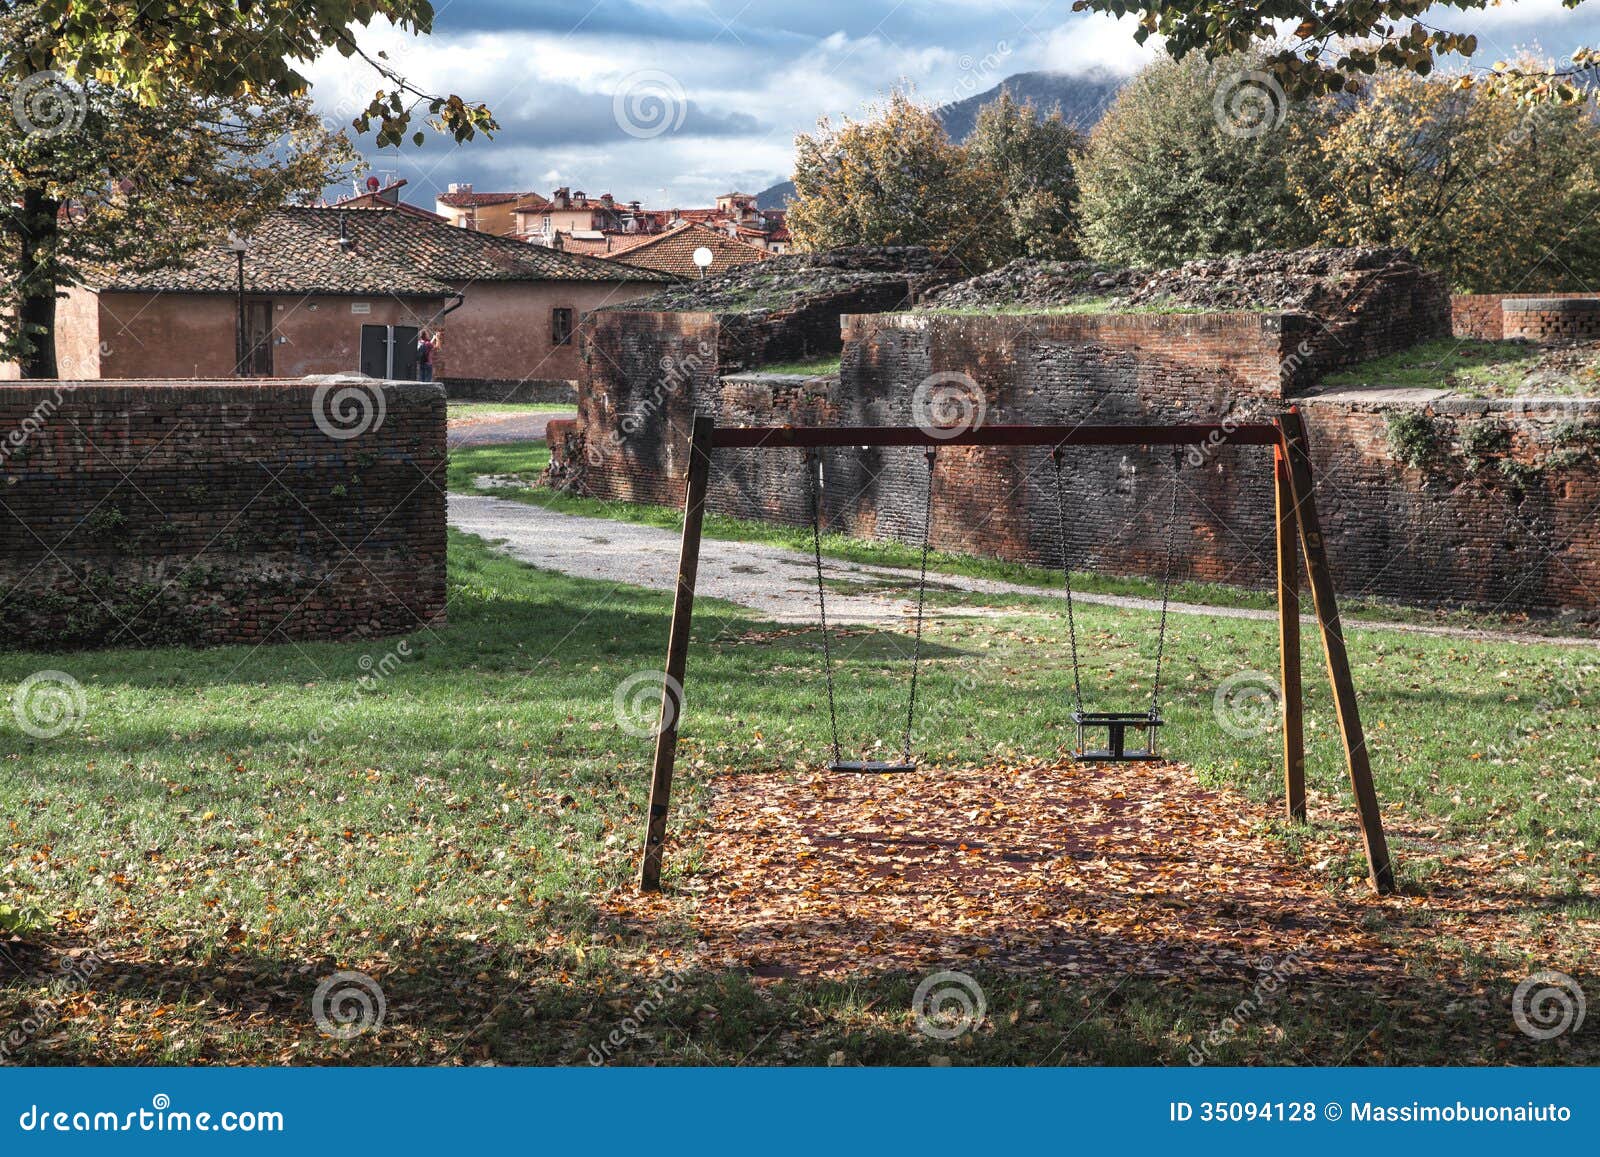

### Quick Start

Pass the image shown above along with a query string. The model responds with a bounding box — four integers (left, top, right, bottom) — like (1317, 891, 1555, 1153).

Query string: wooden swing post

(1275, 444, 1307, 823)
(1278, 408, 1397, 894)
(638, 414, 715, 893)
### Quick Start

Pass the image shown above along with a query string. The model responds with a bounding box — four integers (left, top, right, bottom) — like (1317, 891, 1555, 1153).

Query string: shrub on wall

(1386, 410, 1443, 468)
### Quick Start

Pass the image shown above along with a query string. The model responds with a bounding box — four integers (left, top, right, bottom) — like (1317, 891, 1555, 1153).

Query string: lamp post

(226, 232, 247, 376)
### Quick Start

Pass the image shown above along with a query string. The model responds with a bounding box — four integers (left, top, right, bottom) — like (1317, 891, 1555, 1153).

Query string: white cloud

(1041, 14, 1162, 76)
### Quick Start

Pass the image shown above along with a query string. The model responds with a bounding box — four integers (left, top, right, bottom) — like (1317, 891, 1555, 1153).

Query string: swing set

(636, 410, 1397, 895)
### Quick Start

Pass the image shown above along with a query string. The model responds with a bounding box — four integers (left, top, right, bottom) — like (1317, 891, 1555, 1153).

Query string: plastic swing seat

(826, 758, 919, 774)
(1072, 710, 1163, 763)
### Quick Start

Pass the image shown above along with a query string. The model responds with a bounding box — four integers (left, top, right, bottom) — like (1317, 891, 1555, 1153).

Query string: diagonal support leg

(638, 414, 715, 892)
(1278, 409, 1397, 894)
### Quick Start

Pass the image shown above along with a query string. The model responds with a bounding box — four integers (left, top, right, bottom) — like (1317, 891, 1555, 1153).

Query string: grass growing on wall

(747, 355, 842, 376)
(1322, 339, 1555, 395)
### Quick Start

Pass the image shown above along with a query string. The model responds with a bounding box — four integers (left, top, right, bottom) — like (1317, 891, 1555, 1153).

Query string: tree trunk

(17, 185, 61, 380)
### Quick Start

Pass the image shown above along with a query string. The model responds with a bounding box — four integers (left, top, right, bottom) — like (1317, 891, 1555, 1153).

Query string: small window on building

(552, 307, 574, 346)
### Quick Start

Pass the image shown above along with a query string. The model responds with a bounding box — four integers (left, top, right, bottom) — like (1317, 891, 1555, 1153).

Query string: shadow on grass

(6, 903, 1591, 1067)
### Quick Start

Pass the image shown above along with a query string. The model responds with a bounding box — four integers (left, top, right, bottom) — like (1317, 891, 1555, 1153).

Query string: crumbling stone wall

(1295, 395, 1600, 611)
(0, 379, 446, 648)
(566, 306, 1600, 614)
(608, 245, 961, 371)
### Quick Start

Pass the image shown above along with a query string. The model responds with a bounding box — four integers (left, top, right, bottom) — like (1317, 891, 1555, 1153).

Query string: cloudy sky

(304, 0, 1600, 211)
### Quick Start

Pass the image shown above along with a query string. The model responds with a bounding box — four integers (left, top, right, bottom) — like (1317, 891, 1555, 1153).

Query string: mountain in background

(936, 68, 1127, 141)
(755, 181, 795, 210)
(755, 69, 1128, 209)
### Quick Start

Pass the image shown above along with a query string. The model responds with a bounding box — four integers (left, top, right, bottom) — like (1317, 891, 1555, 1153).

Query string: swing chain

(901, 448, 937, 762)
(1055, 444, 1183, 733)
(805, 448, 843, 765)
(1051, 447, 1086, 717)
(1147, 448, 1185, 720)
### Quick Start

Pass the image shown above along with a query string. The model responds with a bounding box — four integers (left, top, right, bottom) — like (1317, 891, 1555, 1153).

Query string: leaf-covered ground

(1, 531, 1595, 1066)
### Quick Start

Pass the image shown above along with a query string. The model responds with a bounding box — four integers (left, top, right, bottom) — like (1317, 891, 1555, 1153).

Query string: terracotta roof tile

(435, 189, 525, 208)
(610, 221, 771, 278)
(95, 206, 671, 296)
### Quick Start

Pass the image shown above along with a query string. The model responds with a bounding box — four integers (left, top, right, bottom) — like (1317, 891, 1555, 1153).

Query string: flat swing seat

(1073, 711, 1163, 763)
(827, 759, 918, 774)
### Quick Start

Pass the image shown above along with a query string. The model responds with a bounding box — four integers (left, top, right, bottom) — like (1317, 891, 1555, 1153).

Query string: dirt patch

(676, 757, 1570, 991)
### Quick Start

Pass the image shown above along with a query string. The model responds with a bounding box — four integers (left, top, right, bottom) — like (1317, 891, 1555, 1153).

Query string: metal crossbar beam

(710, 423, 1283, 449)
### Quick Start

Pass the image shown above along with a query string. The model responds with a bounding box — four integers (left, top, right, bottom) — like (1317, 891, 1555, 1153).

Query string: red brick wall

(0, 378, 446, 647)
(572, 311, 725, 507)
(565, 310, 1600, 613)
(1452, 292, 1600, 341)
(1501, 298, 1600, 343)
(1296, 398, 1600, 611)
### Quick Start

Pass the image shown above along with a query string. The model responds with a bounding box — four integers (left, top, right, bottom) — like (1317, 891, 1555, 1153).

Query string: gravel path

(446, 410, 574, 448)
(447, 493, 1597, 645)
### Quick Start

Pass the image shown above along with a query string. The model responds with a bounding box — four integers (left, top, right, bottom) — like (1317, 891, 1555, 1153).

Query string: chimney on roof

(600, 193, 614, 208)
(553, 186, 569, 207)
(574, 191, 587, 207)
(338, 212, 353, 249)
(448, 182, 472, 195)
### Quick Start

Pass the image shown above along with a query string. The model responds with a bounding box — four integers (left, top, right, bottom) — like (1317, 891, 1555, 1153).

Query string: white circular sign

(692, 246, 714, 269)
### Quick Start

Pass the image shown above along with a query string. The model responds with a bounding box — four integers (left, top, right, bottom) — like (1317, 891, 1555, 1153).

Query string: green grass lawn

(1, 530, 1595, 1065)
(1320, 339, 1556, 396)
(447, 401, 575, 418)
(746, 355, 841, 377)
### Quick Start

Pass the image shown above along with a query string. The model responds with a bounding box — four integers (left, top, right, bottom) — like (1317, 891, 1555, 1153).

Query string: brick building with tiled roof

(607, 221, 771, 278)
(433, 184, 527, 236)
(36, 206, 668, 385)
(333, 177, 450, 223)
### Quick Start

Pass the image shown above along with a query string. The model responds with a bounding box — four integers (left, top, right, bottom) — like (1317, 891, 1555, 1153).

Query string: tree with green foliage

(788, 90, 1006, 271)
(1074, 54, 1314, 268)
(1287, 67, 1600, 291)
(1071, 0, 1592, 105)
(1, 81, 357, 374)
(1, 0, 492, 377)
(964, 90, 1086, 262)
